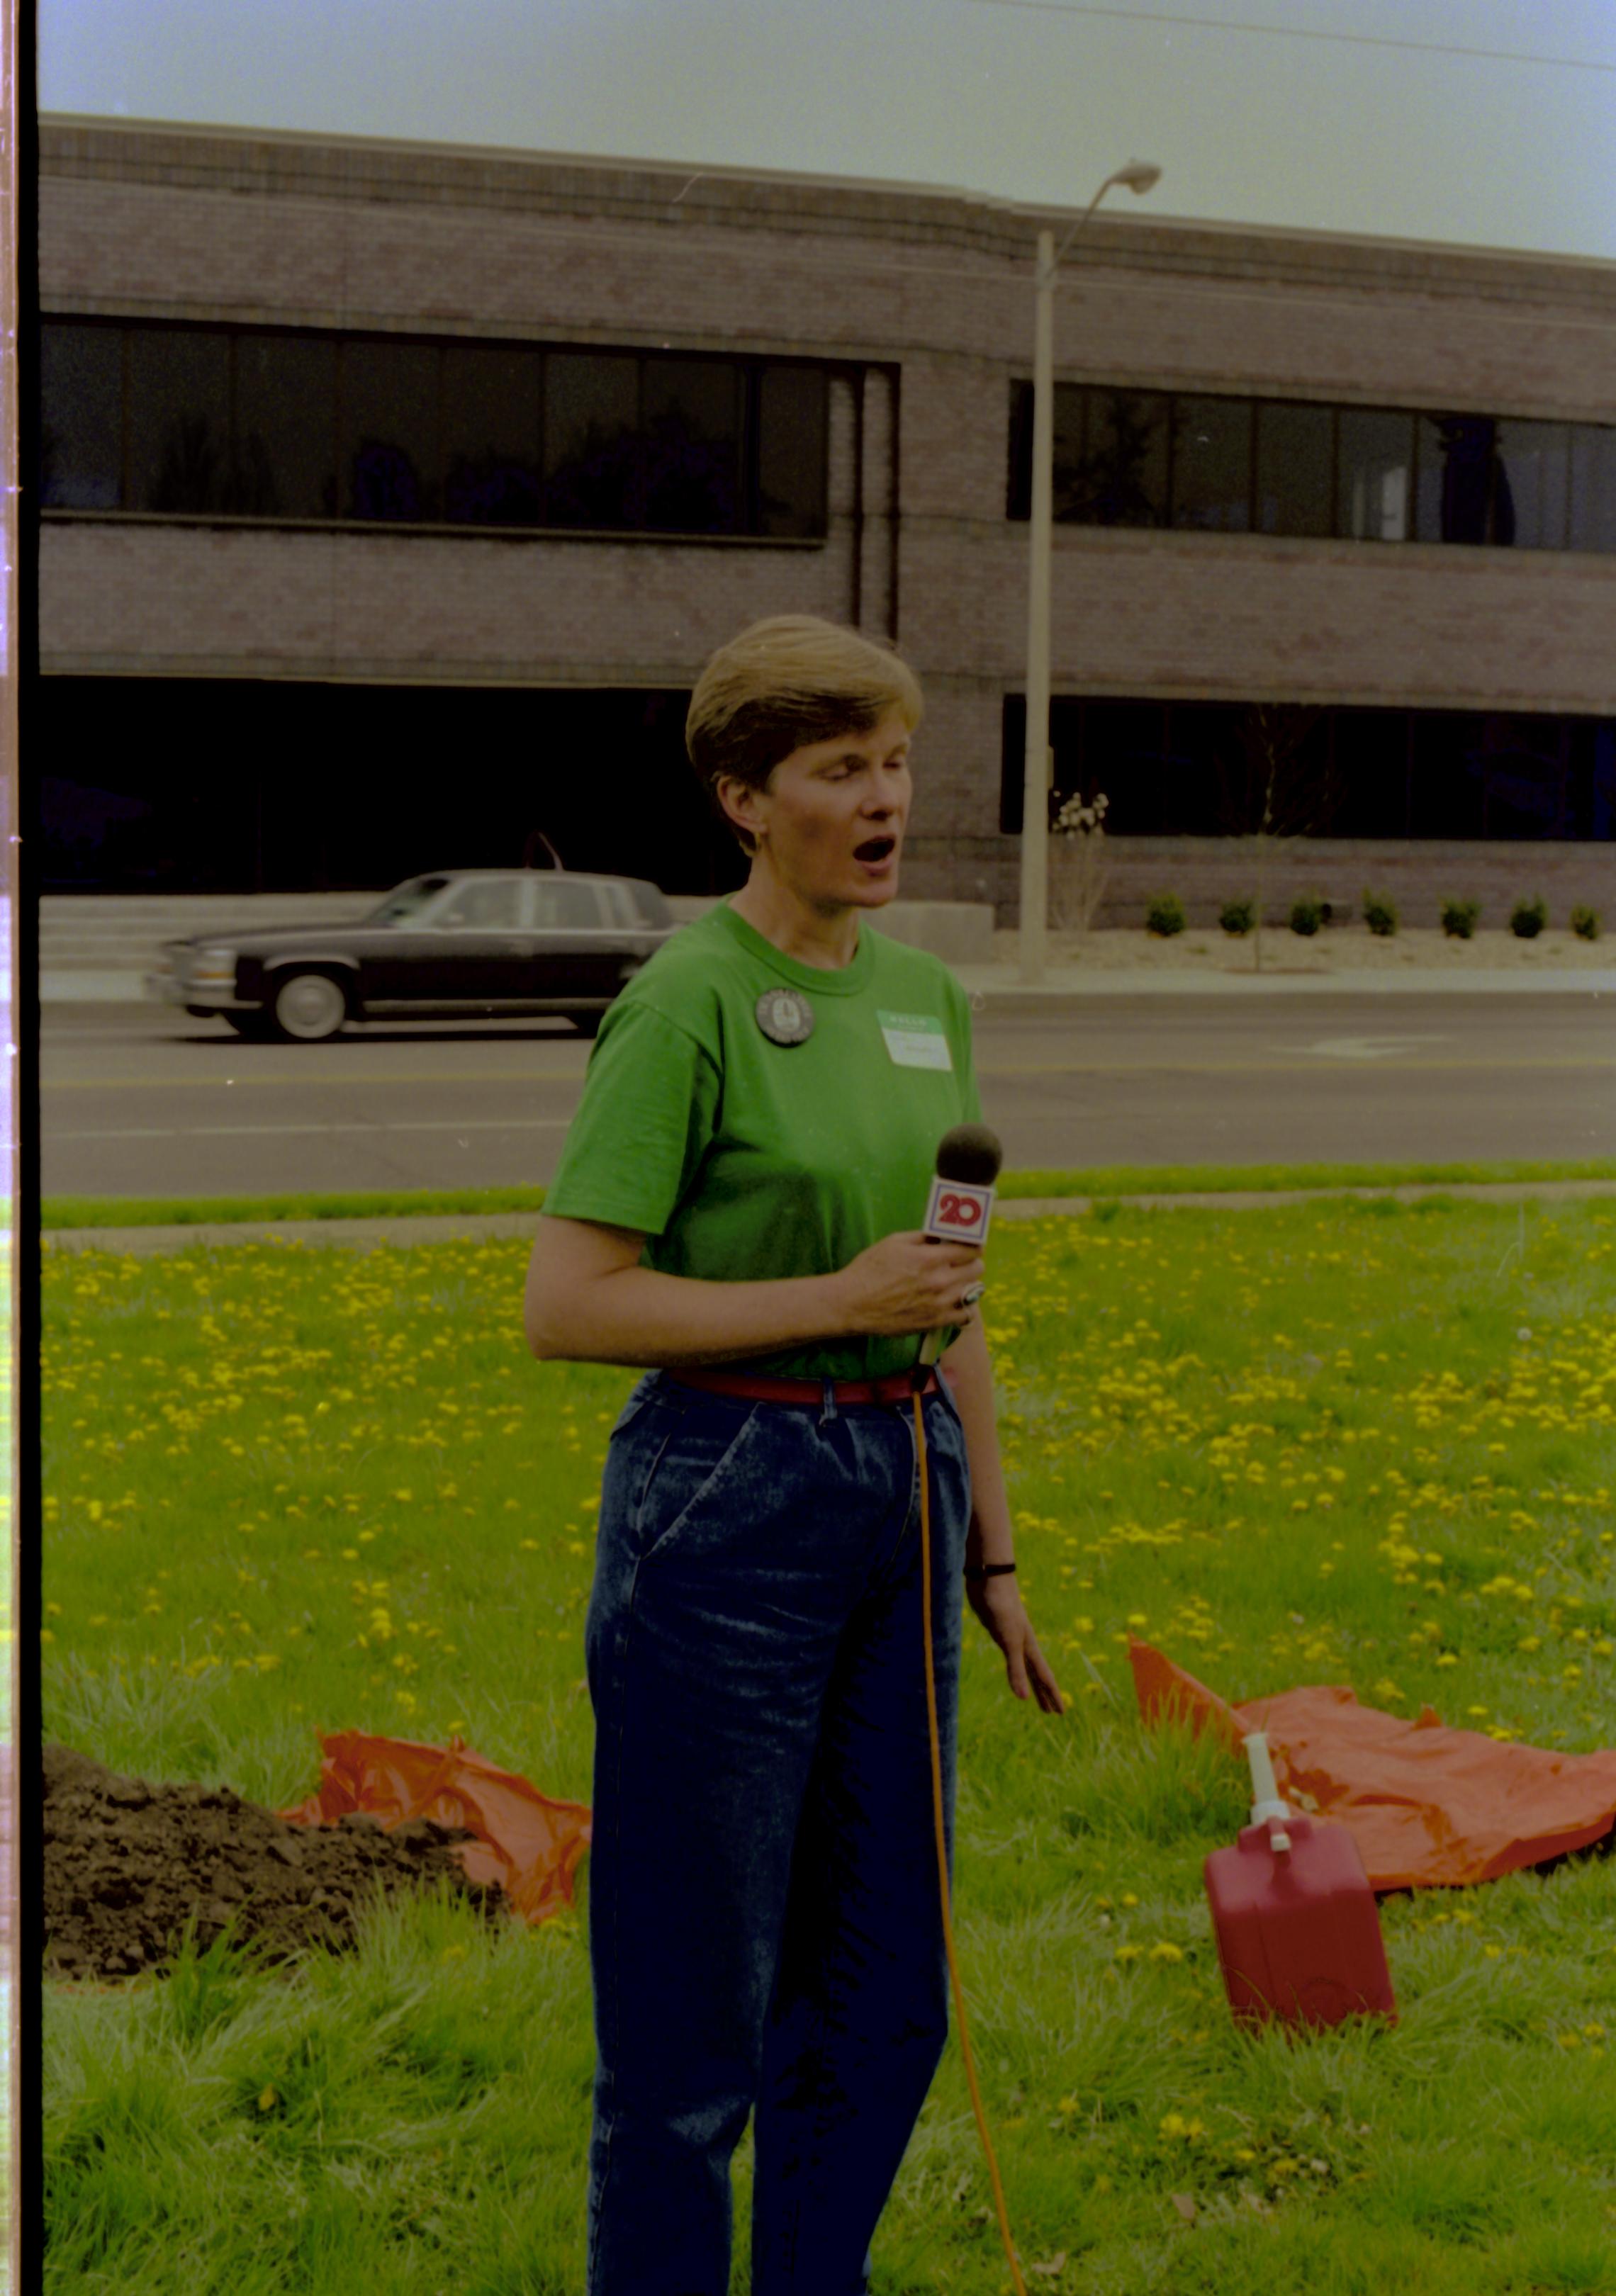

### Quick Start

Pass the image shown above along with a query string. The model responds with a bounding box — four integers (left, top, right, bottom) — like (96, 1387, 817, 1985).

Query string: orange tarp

(279, 1730, 592, 1923)
(1129, 1641, 1616, 1891)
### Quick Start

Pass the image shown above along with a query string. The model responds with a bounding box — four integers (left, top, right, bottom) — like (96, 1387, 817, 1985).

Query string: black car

(145, 870, 677, 1040)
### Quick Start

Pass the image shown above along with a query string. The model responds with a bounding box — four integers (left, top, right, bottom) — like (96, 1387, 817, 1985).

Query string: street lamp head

(1113, 162, 1162, 195)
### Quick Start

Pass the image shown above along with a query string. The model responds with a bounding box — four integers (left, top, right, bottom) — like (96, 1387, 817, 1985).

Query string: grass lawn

(40, 1200, 1616, 2295)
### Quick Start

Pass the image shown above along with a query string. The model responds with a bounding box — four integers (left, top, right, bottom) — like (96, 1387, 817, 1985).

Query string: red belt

(668, 1364, 941, 1408)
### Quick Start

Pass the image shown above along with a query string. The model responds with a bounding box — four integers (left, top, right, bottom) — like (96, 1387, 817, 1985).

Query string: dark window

(544, 353, 640, 529)
(1570, 425, 1616, 554)
(233, 333, 337, 518)
(1409, 712, 1483, 835)
(1415, 414, 1510, 545)
(39, 322, 122, 509)
(1009, 379, 1616, 556)
(1170, 396, 1252, 531)
(1338, 410, 1412, 541)
(340, 339, 440, 522)
(757, 365, 828, 536)
(1255, 402, 1333, 536)
(999, 693, 1030, 834)
(1006, 381, 1033, 519)
(41, 321, 832, 541)
(1004, 380, 1087, 519)
(1053, 386, 1088, 520)
(1157, 704, 1228, 831)
(1569, 719, 1616, 840)
(33, 680, 751, 894)
(1082, 700, 1169, 827)
(442, 345, 542, 527)
(1003, 697, 1616, 842)
(128, 327, 232, 514)
(1464, 715, 1571, 838)
(641, 359, 742, 534)
(1332, 709, 1411, 838)
(1077, 388, 1169, 527)
(1495, 420, 1570, 550)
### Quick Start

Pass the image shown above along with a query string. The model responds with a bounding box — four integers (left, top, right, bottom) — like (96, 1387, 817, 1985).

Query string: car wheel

(223, 1011, 273, 1040)
(269, 971, 349, 1042)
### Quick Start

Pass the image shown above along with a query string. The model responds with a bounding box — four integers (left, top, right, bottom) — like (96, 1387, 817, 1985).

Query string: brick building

(36, 115, 1616, 921)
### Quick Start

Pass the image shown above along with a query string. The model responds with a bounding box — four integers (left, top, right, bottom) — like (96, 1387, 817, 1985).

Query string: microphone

(918, 1123, 1003, 1364)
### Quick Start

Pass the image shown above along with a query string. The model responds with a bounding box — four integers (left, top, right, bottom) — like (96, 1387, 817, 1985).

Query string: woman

(524, 615, 1063, 2296)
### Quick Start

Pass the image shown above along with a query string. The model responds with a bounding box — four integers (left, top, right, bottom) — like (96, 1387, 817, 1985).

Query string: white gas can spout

(1244, 1731, 1292, 1854)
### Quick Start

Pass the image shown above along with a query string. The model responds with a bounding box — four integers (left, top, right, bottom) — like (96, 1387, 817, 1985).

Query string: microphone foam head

(936, 1122, 1002, 1187)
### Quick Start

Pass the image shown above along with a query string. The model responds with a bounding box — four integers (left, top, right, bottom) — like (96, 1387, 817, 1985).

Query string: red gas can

(1203, 1734, 1398, 2030)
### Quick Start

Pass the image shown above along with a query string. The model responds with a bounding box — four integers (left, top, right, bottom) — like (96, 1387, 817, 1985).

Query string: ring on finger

(959, 1281, 986, 1309)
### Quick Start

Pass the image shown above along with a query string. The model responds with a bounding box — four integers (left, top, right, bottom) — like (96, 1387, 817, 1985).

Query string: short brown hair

(686, 615, 924, 851)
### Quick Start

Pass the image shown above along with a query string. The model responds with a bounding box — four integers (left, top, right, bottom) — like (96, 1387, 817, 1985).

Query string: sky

(37, 0, 1616, 263)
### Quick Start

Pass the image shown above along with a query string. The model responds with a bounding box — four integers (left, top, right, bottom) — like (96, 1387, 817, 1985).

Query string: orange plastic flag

(278, 1730, 592, 1923)
(1129, 1641, 1616, 1891)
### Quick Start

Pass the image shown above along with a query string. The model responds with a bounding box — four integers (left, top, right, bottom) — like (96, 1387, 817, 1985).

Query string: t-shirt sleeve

(542, 1000, 721, 1239)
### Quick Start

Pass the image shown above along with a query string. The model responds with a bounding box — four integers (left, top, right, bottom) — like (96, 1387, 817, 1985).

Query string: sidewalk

(951, 925, 1614, 999)
(38, 927, 1616, 1007)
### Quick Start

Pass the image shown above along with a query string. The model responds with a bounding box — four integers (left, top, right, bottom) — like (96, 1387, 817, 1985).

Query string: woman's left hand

(965, 1577, 1065, 1714)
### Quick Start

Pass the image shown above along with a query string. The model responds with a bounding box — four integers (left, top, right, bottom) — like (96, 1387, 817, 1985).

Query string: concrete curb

(40, 1178, 1616, 1254)
(953, 966, 1611, 1001)
(39, 962, 1615, 1007)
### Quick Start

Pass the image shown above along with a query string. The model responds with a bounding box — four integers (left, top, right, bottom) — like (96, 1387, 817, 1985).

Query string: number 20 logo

(936, 1191, 984, 1229)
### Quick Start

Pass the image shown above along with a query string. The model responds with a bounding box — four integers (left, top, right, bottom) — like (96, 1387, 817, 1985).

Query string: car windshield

(365, 877, 453, 925)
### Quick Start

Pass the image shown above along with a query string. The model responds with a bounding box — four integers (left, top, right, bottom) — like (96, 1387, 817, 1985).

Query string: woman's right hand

(831, 1231, 986, 1337)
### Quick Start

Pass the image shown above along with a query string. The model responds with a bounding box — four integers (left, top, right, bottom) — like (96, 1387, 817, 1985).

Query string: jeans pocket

(607, 1372, 659, 1444)
(634, 1401, 767, 1567)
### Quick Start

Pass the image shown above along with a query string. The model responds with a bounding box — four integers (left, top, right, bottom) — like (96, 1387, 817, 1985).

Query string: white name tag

(877, 1010, 953, 1071)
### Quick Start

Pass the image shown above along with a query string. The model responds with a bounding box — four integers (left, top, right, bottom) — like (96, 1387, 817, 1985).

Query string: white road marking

(1289, 1035, 1453, 1060)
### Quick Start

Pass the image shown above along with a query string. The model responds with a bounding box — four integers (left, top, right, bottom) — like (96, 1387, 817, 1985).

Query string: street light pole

(1019, 162, 1161, 984)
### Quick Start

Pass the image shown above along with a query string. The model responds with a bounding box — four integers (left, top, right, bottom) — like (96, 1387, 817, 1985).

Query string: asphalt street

(39, 991, 1614, 1198)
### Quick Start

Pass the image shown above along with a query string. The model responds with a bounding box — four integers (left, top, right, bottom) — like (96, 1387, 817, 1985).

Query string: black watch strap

(963, 1561, 1016, 1580)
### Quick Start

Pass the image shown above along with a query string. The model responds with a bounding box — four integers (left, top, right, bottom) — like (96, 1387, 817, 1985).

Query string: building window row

(1007, 382, 1616, 553)
(38, 318, 831, 539)
(999, 695, 1616, 841)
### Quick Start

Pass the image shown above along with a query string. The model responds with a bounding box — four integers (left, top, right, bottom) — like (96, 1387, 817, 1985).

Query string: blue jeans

(583, 1370, 972, 2296)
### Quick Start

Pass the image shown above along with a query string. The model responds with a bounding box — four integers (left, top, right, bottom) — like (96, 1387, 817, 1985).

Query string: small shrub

(1441, 899, 1481, 940)
(1510, 896, 1547, 939)
(1362, 890, 1398, 937)
(1219, 899, 1255, 937)
(1571, 905, 1600, 942)
(1289, 895, 1325, 938)
(1145, 894, 1186, 938)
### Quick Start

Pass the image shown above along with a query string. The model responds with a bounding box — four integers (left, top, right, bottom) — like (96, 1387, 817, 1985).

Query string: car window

(437, 879, 522, 930)
(368, 876, 452, 924)
(530, 878, 604, 930)
(597, 880, 638, 929)
(623, 879, 673, 928)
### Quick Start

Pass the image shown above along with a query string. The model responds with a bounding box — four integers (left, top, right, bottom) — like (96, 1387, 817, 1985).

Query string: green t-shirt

(542, 900, 984, 1380)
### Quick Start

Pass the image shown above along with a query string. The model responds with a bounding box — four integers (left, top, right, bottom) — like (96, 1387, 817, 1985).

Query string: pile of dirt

(43, 1743, 509, 1982)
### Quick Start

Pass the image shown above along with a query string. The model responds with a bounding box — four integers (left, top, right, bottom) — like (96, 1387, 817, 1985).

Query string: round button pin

(755, 988, 815, 1046)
